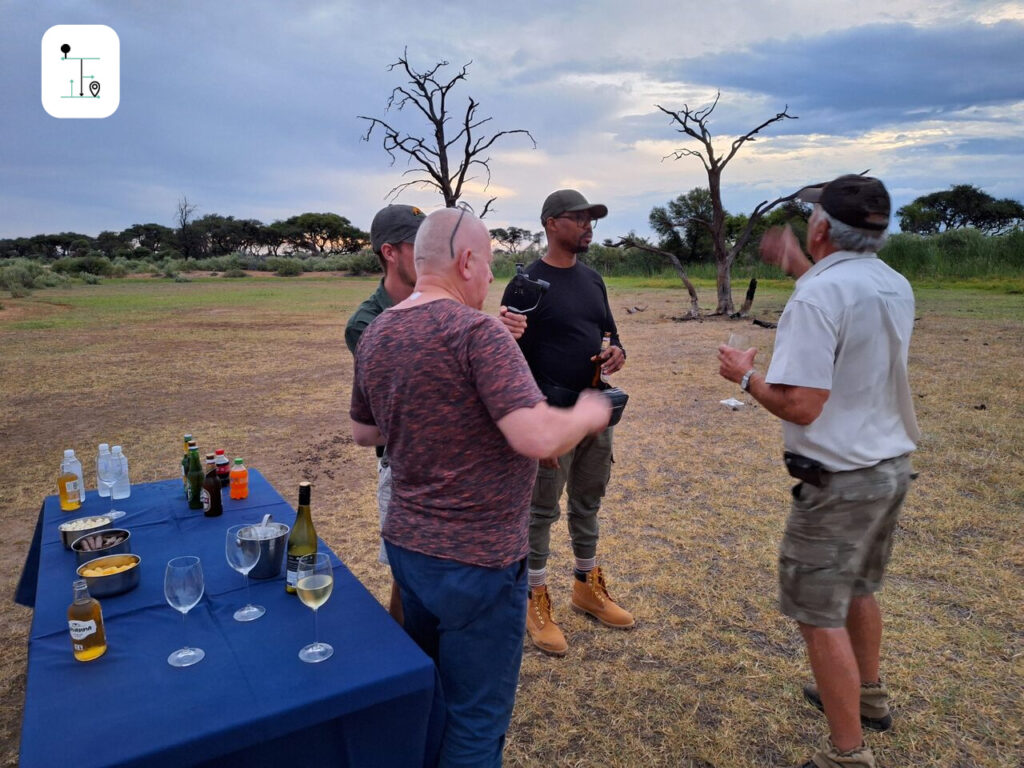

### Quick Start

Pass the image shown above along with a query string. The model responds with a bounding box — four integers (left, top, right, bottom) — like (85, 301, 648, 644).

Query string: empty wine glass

(225, 524, 264, 622)
(97, 451, 125, 521)
(164, 555, 205, 667)
(296, 552, 333, 663)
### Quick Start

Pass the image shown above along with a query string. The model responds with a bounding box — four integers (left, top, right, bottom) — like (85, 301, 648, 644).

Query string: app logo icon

(42, 25, 120, 118)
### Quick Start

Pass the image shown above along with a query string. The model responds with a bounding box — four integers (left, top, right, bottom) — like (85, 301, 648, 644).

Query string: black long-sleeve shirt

(501, 258, 623, 393)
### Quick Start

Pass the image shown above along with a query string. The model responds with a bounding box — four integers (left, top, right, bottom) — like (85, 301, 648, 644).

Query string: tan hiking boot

(798, 736, 876, 767)
(526, 586, 568, 656)
(571, 567, 635, 629)
(803, 680, 892, 731)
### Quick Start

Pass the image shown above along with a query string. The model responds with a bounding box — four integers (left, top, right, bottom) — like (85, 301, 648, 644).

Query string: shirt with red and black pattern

(350, 298, 544, 569)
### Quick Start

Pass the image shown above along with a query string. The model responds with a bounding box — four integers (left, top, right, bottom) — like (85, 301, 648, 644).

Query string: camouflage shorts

(779, 455, 912, 628)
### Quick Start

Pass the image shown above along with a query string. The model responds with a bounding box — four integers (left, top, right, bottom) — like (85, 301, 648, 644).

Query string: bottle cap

(184, 434, 193, 441)
(112, 445, 123, 454)
(188, 441, 198, 448)
(64, 449, 75, 458)
(233, 458, 244, 465)
(215, 448, 225, 455)
(298, 481, 311, 505)
(98, 443, 110, 451)
(205, 453, 215, 463)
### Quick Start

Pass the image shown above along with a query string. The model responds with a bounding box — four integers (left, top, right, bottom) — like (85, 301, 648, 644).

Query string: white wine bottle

(285, 482, 317, 594)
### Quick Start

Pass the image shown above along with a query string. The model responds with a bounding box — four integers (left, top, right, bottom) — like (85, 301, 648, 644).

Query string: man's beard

(571, 240, 591, 254)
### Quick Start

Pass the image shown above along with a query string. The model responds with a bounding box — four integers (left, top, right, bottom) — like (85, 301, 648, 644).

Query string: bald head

(412, 206, 494, 309)
(414, 207, 490, 273)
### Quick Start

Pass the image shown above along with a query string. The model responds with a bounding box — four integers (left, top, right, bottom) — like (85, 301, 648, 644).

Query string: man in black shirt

(501, 189, 635, 656)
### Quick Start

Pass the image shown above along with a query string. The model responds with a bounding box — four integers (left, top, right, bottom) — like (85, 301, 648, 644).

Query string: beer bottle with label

(591, 332, 612, 387)
(285, 482, 317, 594)
(201, 453, 223, 517)
(68, 579, 107, 662)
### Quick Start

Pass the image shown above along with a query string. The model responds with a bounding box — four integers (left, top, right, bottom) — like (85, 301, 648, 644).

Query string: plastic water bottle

(111, 445, 131, 500)
(96, 444, 111, 498)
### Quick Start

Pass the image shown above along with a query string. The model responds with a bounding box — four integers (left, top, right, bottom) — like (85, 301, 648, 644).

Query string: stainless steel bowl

(59, 515, 113, 550)
(72, 528, 131, 566)
(77, 553, 141, 597)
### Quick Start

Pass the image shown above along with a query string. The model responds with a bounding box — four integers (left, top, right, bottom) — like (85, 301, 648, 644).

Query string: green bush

(222, 268, 248, 278)
(80, 272, 101, 284)
(341, 250, 382, 276)
(0, 259, 69, 295)
(266, 257, 304, 277)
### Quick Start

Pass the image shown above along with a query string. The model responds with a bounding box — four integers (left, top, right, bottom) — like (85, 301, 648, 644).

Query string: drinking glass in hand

(96, 452, 126, 521)
(225, 525, 265, 622)
(296, 552, 333, 663)
(164, 555, 205, 667)
(727, 332, 750, 351)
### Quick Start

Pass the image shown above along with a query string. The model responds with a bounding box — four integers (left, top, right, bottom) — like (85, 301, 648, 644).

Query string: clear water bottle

(111, 445, 131, 500)
(96, 443, 111, 498)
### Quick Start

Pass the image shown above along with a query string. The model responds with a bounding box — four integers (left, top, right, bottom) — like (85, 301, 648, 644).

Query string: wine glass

(97, 452, 126, 521)
(225, 524, 265, 622)
(164, 555, 205, 667)
(296, 552, 333, 663)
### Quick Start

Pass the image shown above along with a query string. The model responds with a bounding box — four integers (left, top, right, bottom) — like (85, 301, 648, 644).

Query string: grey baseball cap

(370, 204, 426, 254)
(540, 189, 608, 225)
(797, 174, 891, 232)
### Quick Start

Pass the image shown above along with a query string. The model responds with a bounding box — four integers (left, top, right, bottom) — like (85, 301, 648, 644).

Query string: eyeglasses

(449, 201, 475, 261)
(555, 213, 597, 229)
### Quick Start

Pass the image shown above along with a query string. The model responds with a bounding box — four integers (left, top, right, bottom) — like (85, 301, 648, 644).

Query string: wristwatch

(740, 369, 756, 392)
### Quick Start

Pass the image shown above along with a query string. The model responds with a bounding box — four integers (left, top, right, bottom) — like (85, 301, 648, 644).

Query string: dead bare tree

(612, 236, 701, 319)
(656, 92, 797, 314)
(359, 50, 536, 218)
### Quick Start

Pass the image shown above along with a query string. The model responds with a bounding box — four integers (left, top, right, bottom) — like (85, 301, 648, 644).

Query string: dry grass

(1, 274, 1021, 767)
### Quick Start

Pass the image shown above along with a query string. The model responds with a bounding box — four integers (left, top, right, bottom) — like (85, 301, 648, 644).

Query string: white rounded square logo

(41, 25, 120, 119)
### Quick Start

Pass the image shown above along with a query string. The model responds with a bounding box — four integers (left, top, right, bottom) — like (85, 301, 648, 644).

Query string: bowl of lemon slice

(77, 553, 141, 597)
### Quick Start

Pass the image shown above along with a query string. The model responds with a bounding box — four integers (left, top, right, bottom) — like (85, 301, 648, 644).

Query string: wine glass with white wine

(225, 525, 265, 622)
(296, 552, 333, 663)
(164, 555, 205, 667)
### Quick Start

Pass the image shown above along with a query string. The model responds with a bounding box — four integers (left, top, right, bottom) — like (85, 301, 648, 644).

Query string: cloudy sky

(3, 0, 1023, 241)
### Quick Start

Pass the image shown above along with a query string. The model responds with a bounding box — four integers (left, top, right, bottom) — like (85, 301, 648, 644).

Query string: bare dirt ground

(1, 276, 1021, 767)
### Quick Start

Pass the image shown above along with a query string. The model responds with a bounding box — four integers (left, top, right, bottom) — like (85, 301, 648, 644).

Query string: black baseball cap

(540, 189, 608, 225)
(370, 204, 426, 254)
(797, 174, 891, 232)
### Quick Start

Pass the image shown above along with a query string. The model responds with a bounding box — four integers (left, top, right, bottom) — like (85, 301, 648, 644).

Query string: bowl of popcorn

(72, 528, 131, 566)
(77, 553, 141, 597)
(59, 515, 113, 550)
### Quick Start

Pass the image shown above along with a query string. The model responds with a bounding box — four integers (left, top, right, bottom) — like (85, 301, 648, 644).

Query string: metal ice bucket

(241, 521, 290, 580)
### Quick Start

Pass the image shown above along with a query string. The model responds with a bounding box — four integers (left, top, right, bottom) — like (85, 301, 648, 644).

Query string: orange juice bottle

(58, 449, 82, 512)
(229, 458, 249, 500)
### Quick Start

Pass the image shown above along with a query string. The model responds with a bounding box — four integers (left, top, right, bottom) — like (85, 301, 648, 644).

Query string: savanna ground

(0, 273, 1021, 767)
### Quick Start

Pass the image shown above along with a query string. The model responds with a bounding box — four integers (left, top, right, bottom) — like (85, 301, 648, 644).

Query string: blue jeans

(385, 542, 527, 768)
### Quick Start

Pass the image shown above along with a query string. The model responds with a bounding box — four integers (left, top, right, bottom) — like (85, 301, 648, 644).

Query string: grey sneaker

(802, 681, 892, 732)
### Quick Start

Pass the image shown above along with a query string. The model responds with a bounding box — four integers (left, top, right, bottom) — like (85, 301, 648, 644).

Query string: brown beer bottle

(591, 332, 611, 387)
(201, 453, 223, 517)
(68, 579, 107, 662)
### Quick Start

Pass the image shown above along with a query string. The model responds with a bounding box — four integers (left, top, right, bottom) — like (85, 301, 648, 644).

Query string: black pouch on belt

(783, 451, 826, 487)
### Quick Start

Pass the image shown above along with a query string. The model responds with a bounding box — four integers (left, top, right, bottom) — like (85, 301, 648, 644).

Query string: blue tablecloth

(18, 471, 443, 768)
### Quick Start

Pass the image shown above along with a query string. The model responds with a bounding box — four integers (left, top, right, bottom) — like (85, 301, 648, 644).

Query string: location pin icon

(61, 44, 71, 59)
(89, 81, 101, 98)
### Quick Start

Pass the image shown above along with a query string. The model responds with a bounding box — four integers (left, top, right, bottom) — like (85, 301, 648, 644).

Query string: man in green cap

(346, 203, 426, 623)
(501, 188, 635, 657)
